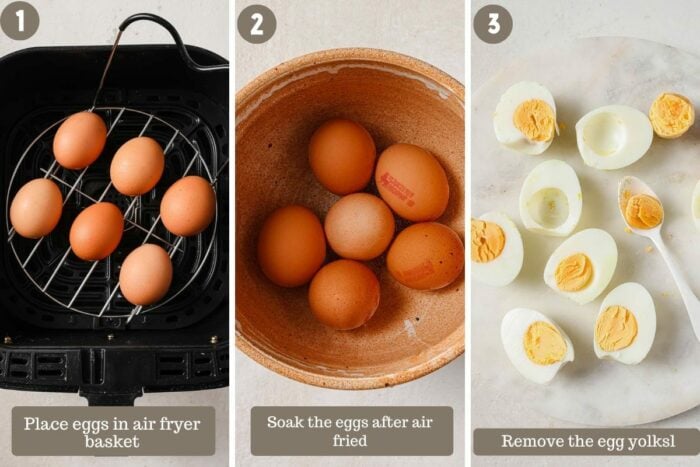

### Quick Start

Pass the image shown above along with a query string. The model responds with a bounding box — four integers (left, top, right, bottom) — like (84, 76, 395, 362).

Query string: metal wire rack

(5, 106, 220, 323)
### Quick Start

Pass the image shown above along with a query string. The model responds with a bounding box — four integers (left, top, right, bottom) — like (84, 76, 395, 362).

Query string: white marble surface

(473, 36, 700, 428)
(0, 1, 229, 466)
(472, 1, 700, 465)
(235, 1, 465, 466)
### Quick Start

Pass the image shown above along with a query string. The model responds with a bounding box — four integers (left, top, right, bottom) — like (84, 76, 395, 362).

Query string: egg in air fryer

(53, 111, 108, 169)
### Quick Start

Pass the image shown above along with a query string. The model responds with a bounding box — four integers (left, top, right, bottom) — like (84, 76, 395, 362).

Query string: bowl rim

(236, 47, 464, 109)
(235, 47, 465, 390)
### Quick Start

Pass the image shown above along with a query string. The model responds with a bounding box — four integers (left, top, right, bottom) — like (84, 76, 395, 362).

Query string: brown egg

(10, 179, 63, 239)
(69, 202, 124, 261)
(257, 205, 326, 287)
(324, 193, 395, 260)
(308, 119, 376, 195)
(110, 137, 165, 196)
(375, 143, 449, 221)
(387, 222, 464, 290)
(308, 259, 380, 330)
(119, 244, 173, 306)
(160, 176, 216, 236)
(53, 111, 107, 169)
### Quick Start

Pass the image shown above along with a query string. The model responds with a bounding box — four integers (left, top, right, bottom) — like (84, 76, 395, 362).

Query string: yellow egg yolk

(471, 219, 505, 263)
(649, 93, 694, 138)
(513, 99, 556, 142)
(555, 253, 593, 292)
(625, 194, 663, 229)
(523, 321, 567, 365)
(595, 305, 638, 352)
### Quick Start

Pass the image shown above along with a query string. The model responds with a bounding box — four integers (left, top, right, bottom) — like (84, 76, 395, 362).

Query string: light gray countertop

(235, 1, 465, 466)
(0, 1, 228, 466)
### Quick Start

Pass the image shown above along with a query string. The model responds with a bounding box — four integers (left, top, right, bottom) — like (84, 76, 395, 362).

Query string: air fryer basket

(0, 15, 228, 405)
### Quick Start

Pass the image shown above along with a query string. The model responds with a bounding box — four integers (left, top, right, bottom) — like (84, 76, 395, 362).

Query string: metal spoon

(618, 176, 700, 341)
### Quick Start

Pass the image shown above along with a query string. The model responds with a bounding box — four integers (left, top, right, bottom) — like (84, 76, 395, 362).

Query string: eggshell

(375, 143, 449, 221)
(257, 205, 326, 287)
(53, 112, 107, 169)
(119, 244, 173, 306)
(308, 259, 380, 330)
(10, 179, 63, 239)
(308, 119, 376, 195)
(387, 222, 464, 290)
(324, 193, 395, 260)
(110, 137, 165, 196)
(160, 176, 216, 237)
(69, 202, 124, 261)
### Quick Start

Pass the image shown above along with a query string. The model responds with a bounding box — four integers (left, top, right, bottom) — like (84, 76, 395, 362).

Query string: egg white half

(576, 105, 653, 170)
(494, 81, 557, 155)
(543, 228, 618, 305)
(501, 308, 574, 384)
(519, 159, 582, 237)
(472, 211, 524, 287)
(594, 282, 656, 364)
(692, 180, 700, 232)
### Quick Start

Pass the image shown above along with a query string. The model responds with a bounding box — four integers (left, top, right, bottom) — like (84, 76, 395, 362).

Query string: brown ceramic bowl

(236, 48, 464, 389)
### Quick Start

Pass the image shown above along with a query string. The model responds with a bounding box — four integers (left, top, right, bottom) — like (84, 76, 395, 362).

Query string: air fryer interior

(0, 46, 229, 346)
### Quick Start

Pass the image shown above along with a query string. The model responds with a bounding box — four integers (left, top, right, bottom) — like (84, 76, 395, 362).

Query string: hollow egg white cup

(519, 159, 582, 237)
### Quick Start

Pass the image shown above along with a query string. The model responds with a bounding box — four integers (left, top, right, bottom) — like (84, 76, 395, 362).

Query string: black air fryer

(0, 14, 229, 405)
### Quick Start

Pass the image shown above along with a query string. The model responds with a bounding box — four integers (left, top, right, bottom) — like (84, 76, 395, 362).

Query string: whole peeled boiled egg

(375, 143, 449, 222)
(110, 137, 165, 196)
(519, 159, 582, 237)
(53, 111, 107, 169)
(308, 259, 380, 330)
(494, 81, 558, 155)
(69, 202, 124, 261)
(594, 282, 656, 365)
(160, 176, 216, 237)
(543, 228, 618, 305)
(257, 205, 326, 287)
(471, 211, 523, 287)
(501, 308, 574, 384)
(387, 222, 464, 290)
(10, 178, 63, 239)
(119, 244, 173, 306)
(576, 105, 653, 170)
(308, 119, 376, 195)
(324, 193, 395, 260)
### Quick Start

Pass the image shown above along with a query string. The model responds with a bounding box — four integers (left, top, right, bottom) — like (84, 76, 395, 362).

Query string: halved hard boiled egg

(519, 159, 582, 236)
(494, 81, 558, 155)
(649, 92, 694, 139)
(691, 180, 700, 231)
(594, 282, 656, 364)
(501, 308, 574, 384)
(575, 105, 653, 170)
(544, 228, 618, 305)
(471, 211, 523, 287)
